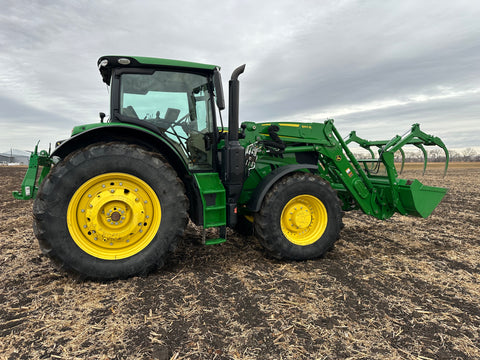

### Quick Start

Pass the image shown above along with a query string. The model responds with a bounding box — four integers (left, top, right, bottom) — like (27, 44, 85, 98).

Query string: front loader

(13, 56, 449, 279)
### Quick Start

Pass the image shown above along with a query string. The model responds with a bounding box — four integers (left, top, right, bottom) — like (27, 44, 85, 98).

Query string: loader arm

(241, 119, 448, 220)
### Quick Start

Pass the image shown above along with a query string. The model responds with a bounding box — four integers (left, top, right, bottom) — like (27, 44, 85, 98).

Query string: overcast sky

(1, 0, 479, 152)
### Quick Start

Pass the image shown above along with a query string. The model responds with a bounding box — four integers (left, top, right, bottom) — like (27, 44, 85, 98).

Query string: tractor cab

(98, 56, 223, 171)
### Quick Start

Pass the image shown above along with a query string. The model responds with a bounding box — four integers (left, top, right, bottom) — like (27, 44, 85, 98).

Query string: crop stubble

(0, 163, 479, 359)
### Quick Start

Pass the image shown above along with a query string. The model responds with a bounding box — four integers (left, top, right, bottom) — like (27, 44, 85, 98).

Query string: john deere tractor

(13, 56, 449, 279)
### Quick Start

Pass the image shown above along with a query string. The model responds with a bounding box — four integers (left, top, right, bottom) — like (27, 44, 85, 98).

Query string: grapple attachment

(332, 123, 449, 219)
(346, 123, 449, 177)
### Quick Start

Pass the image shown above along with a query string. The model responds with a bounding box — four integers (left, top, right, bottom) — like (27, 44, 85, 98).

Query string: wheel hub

(280, 194, 328, 246)
(110, 211, 121, 222)
(67, 173, 161, 260)
(284, 202, 313, 230)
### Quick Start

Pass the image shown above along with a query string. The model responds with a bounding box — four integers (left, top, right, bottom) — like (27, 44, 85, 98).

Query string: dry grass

(0, 164, 479, 359)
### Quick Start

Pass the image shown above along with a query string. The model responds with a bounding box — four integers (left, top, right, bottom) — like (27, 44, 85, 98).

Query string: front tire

(255, 173, 343, 260)
(33, 143, 188, 279)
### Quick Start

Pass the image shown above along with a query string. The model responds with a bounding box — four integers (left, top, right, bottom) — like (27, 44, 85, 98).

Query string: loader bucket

(397, 179, 447, 218)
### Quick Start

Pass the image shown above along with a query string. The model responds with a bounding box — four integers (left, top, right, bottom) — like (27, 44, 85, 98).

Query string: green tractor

(13, 56, 449, 280)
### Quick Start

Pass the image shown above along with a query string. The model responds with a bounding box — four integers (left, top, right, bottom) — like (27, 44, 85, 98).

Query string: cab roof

(97, 55, 219, 85)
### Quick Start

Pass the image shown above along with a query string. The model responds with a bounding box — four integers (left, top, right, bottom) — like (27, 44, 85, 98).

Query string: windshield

(119, 71, 214, 169)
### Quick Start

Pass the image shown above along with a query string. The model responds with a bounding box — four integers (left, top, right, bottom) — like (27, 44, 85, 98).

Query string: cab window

(119, 71, 214, 169)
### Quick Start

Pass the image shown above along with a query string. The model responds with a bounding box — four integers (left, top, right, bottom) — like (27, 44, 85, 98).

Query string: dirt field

(1, 163, 479, 360)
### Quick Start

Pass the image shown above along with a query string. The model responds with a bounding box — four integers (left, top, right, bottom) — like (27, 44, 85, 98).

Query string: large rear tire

(254, 173, 343, 260)
(33, 143, 188, 280)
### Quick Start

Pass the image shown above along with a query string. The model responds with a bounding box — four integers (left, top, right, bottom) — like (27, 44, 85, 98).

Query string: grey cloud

(0, 95, 74, 150)
(333, 92, 480, 149)
(0, 0, 478, 151)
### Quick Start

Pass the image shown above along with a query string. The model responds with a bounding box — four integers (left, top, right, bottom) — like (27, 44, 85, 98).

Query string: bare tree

(428, 148, 444, 162)
(462, 148, 477, 162)
(449, 150, 461, 162)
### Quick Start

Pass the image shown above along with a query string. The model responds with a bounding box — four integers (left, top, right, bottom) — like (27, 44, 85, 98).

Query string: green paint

(12, 145, 52, 200)
(204, 238, 227, 245)
(132, 56, 218, 71)
(193, 173, 227, 228)
(239, 119, 448, 220)
(14, 58, 449, 227)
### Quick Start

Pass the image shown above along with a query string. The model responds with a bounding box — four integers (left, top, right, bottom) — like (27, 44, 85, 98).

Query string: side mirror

(213, 68, 225, 110)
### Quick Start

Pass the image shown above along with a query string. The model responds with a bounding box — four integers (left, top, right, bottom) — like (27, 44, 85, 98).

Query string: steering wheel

(171, 113, 190, 126)
(170, 113, 199, 134)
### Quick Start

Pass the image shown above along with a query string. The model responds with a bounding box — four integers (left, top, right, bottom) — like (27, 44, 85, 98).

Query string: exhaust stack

(228, 64, 246, 141)
(222, 64, 246, 228)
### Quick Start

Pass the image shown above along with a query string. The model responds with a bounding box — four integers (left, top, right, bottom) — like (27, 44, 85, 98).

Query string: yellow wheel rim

(244, 215, 254, 223)
(67, 173, 161, 260)
(280, 194, 328, 246)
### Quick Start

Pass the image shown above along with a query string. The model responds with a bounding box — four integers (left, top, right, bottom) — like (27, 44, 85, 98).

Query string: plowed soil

(1, 163, 479, 360)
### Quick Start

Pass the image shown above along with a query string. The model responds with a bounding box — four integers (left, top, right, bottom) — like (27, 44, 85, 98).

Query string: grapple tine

(419, 130, 450, 177)
(439, 142, 450, 177)
(414, 144, 428, 176)
(363, 145, 375, 159)
(344, 123, 449, 177)
(398, 147, 405, 174)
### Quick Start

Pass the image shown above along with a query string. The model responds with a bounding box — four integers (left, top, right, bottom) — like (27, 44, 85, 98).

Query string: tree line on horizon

(352, 147, 479, 163)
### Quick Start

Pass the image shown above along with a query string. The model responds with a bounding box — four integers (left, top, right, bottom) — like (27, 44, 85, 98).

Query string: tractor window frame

(110, 67, 219, 171)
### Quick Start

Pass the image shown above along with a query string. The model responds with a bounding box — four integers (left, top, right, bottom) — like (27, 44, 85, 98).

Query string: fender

(51, 123, 204, 225)
(52, 123, 187, 168)
(246, 164, 318, 212)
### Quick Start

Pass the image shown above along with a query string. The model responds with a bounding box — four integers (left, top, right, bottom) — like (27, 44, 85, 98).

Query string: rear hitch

(12, 143, 52, 200)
